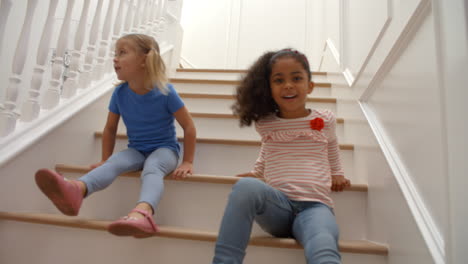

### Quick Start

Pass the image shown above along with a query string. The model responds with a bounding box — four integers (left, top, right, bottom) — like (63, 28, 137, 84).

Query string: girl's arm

(326, 112, 350, 192)
(173, 106, 196, 179)
(90, 111, 120, 169)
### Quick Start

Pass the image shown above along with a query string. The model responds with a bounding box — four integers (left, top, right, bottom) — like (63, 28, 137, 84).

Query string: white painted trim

(166, 11, 178, 23)
(161, 44, 174, 55)
(339, 0, 345, 69)
(179, 56, 196, 68)
(0, 75, 115, 167)
(326, 38, 341, 66)
(343, 68, 355, 87)
(352, 16, 392, 88)
(317, 41, 328, 71)
(360, 102, 445, 264)
(357, 2, 446, 262)
(360, 0, 431, 102)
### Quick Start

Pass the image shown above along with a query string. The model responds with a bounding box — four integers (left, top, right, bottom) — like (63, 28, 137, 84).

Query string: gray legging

(78, 147, 179, 213)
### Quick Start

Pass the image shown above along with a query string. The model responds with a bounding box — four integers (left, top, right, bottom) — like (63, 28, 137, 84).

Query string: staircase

(0, 68, 388, 264)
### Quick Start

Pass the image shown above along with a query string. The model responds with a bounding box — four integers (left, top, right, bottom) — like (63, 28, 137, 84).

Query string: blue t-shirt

(109, 82, 184, 154)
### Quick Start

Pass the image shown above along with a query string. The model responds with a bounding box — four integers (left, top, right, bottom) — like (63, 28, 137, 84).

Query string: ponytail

(146, 47, 168, 94)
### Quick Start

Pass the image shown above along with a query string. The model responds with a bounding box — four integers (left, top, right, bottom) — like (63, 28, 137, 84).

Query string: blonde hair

(117, 33, 169, 94)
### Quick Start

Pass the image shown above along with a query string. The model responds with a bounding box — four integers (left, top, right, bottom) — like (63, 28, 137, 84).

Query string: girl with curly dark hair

(213, 49, 350, 264)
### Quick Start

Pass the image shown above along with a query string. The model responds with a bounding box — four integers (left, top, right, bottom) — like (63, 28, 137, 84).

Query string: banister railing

(0, 0, 184, 165)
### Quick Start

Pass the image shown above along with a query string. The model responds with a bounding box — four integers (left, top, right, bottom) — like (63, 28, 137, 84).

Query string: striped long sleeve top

(251, 109, 344, 208)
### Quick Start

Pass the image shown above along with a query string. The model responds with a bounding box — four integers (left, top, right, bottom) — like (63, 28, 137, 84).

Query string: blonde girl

(35, 34, 196, 238)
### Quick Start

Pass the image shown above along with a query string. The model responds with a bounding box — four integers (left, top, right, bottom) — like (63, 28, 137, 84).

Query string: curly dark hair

(232, 49, 311, 127)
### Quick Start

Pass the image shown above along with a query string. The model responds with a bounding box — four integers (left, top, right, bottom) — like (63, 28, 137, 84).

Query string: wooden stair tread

(0, 212, 388, 256)
(189, 112, 344, 124)
(94, 133, 355, 150)
(178, 92, 336, 103)
(55, 164, 368, 192)
(171, 78, 332, 88)
(176, 68, 328, 76)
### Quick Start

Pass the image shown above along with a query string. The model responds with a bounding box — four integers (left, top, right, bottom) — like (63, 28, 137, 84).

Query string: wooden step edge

(171, 79, 331, 88)
(94, 132, 355, 151)
(179, 92, 336, 103)
(55, 164, 368, 192)
(176, 68, 328, 76)
(0, 212, 388, 255)
(190, 112, 345, 124)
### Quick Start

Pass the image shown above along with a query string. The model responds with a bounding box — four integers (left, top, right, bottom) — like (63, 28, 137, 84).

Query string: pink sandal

(35, 168, 83, 216)
(108, 208, 159, 238)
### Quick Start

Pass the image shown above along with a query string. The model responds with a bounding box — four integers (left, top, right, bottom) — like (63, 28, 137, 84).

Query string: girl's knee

(232, 177, 265, 195)
(229, 178, 265, 201)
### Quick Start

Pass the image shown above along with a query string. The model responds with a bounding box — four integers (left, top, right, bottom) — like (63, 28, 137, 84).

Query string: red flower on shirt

(310, 118, 324, 131)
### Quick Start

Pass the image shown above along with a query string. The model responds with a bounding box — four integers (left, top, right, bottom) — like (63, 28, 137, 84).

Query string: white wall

(321, 0, 451, 262)
(433, 0, 468, 262)
(342, 0, 388, 77)
(367, 10, 447, 235)
(180, 0, 325, 70)
(346, 0, 449, 263)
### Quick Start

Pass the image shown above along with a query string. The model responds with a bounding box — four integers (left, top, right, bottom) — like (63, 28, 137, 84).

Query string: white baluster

(151, 0, 161, 38)
(155, 0, 166, 41)
(158, 1, 168, 43)
(106, 0, 125, 74)
(0, 0, 13, 63)
(62, 0, 90, 97)
(123, 0, 135, 35)
(0, 0, 13, 112)
(93, 0, 115, 81)
(146, 0, 158, 35)
(139, 0, 150, 33)
(79, 0, 103, 90)
(131, 0, 143, 33)
(0, 0, 38, 136)
(42, 0, 75, 109)
(21, 0, 59, 121)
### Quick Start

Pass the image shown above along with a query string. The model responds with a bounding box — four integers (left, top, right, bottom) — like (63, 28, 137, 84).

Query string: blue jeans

(213, 178, 341, 264)
(78, 147, 178, 213)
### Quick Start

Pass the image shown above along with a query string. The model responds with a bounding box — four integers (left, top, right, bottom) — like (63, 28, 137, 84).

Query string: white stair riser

(61, 172, 367, 240)
(109, 141, 356, 182)
(336, 99, 363, 119)
(174, 82, 332, 97)
(182, 97, 337, 115)
(0, 221, 386, 264)
(175, 117, 346, 142)
(174, 71, 330, 83)
(175, 71, 246, 80)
